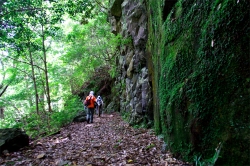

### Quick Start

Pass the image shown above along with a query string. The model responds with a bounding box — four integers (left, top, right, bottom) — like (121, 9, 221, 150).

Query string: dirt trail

(0, 113, 190, 166)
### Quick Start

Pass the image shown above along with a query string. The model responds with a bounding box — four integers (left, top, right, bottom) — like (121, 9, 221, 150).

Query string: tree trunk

(0, 107, 4, 119)
(28, 42, 40, 115)
(41, 24, 52, 112)
(0, 85, 8, 98)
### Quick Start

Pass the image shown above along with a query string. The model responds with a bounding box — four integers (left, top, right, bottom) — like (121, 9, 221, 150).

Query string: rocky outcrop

(109, 0, 152, 125)
(73, 111, 87, 122)
(110, 0, 250, 165)
(0, 128, 29, 153)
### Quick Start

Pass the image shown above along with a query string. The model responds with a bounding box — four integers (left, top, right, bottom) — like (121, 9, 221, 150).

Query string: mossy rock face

(147, 0, 250, 165)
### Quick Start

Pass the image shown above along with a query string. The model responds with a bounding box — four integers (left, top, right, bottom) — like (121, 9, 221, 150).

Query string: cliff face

(109, 0, 153, 126)
(110, 0, 250, 165)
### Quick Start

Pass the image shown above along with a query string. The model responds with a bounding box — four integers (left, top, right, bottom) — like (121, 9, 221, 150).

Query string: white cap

(89, 91, 94, 96)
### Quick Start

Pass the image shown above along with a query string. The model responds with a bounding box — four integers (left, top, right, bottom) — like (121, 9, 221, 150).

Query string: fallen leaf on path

(36, 153, 46, 159)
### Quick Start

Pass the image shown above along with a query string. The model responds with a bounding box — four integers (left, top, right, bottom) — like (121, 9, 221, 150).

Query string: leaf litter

(0, 113, 190, 166)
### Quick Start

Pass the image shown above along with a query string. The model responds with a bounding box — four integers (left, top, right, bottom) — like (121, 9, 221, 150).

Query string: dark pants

(86, 107, 94, 123)
(97, 104, 102, 117)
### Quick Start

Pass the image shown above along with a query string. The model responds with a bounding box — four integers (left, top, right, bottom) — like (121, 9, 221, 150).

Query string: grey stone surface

(73, 111, 87, 122)
(0, 128, 29, 153)
(109, 0, 152, 125)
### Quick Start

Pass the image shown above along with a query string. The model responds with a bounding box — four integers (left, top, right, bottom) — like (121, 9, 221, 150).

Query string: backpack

(97, 96, 103, 106)
(84, 96, 92, 106)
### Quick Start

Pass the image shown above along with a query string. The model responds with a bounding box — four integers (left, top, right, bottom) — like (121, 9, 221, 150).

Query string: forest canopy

(0, 0, 118, 138)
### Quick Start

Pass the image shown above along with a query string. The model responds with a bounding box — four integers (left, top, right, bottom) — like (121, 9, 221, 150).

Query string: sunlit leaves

(62, 0, 95, 18)
(0, 0, 112, 137)
(61, 12, 116, 92)
(2, 67, 17, 84)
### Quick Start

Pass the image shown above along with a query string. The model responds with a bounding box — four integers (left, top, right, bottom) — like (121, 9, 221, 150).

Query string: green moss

(146, 0, 165, 135)
(174, 1, 182, 18)
(147, 0, 250, 164)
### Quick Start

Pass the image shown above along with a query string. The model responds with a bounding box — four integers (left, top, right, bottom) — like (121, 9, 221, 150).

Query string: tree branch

(0, 98, 21, 113)
(0, 84, 9, 97)
(5, 55, 45, 71)
(94, 0, 108, 11)
(13, 66, 33, 79)
(0, 7, 43, 18)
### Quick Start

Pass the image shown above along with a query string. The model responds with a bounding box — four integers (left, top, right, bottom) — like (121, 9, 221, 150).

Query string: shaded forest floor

(0, 113, 190, 166)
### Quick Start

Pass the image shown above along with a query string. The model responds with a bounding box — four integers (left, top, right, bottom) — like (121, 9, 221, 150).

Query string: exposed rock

(126, 56, 134, 78)
(106, 101, 116, 113)
(109, 0, 152, 125)
(109, 0, 124, 34)
(0, 128, 29, 153)
(73, 111, 87, 122)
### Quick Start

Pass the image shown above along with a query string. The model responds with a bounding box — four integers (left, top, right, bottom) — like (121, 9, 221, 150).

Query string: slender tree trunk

(0, 58, 6, 119)
(41, 24, 52, 112)
(0, 85, 8, 97)
(28, 42, 39, 114)
(0, 107, 4, 119)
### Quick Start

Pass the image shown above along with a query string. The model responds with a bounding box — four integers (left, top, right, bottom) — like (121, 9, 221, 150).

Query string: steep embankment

(0, 113, 189, 165)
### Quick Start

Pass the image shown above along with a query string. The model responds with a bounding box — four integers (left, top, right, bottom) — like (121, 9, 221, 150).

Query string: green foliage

(0, 117, 22, 129)
(146, 0, 164, 135)
(24, 113, 43, 137)
(146, 143, 155, 150)
(121, 110, 130, 121)
(50, 95, 82, 129)
(0, 0, 113, 141)
(147, 0, 250, 165)
(61, 11, 119, 93)
(2, 68, 18, 84)
(13, 94, 82, 138)
(60, 0, 109, 24)
(194, 142, 222, 166)
(109, 65, 117, 78)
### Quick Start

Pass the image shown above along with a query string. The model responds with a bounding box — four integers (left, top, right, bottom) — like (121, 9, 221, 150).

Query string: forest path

(1, 113, 189, 166)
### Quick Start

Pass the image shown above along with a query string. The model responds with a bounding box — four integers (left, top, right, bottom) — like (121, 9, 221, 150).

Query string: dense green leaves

(61, 11, 120, 93)
(0, 0, 115, 138)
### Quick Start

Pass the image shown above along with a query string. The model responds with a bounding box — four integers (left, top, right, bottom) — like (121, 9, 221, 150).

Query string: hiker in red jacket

(84, 91, 97, 123)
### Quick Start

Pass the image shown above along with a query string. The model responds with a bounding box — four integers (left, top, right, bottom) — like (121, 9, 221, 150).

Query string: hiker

(96, 95, 104, 117)
(84, 91, 97, 123)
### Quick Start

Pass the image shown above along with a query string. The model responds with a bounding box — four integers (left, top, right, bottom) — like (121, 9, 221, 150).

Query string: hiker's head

(89, 91, 94, 96)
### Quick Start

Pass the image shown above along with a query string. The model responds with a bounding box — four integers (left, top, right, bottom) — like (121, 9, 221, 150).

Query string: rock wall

(110, 0, 250, 165)
(147, 0, 250, 165)
(109, 0, 153, 125)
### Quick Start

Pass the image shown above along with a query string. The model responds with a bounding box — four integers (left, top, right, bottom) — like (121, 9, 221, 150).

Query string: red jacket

(85, 95, 96, 108)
